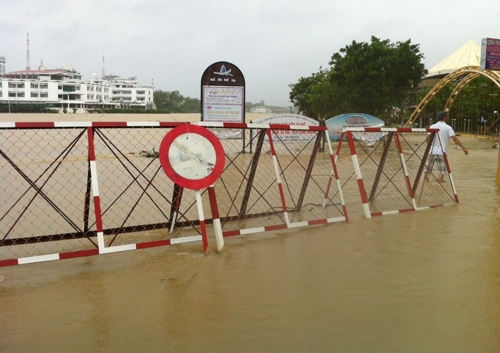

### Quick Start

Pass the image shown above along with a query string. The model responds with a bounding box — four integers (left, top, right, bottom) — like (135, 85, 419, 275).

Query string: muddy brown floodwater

(1, 114, 500, 352)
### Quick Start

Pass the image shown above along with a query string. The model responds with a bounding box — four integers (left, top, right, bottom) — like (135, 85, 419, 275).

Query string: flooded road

(1, 116, 500, 352)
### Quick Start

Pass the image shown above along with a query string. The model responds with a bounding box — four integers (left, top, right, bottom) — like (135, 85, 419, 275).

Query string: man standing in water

(425, 111, 468, 183)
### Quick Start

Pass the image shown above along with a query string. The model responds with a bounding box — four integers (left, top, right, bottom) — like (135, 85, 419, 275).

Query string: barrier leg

(195, 190, 209, 253)
(208, 185, 224, 251)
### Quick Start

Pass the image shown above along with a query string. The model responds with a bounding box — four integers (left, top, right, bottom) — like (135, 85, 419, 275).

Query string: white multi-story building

(0, 66, 155, 112)
(103, 75, 155, 109)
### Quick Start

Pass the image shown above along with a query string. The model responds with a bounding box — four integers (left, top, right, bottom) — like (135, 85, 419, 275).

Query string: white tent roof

(426, 40, 481, 77)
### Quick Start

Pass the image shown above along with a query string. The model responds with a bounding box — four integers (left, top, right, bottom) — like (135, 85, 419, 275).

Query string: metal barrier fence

(0, 121, 347, 266)
(336, 128, 458, 218)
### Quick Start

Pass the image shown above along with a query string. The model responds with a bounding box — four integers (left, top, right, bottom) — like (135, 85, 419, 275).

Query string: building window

(31, 92, 39, 98)
(62, 85, 76, 92)
(31, 83, 38, 88)
(17, 92, 25, 97)
(40, 84, 48, 89)
(9, 92, 16, 97)
(40, 93, 48, 98)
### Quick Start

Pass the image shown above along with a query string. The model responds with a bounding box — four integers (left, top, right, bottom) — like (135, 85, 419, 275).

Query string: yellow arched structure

(406, 66, 500, 128)
(405, 66, 500, 184)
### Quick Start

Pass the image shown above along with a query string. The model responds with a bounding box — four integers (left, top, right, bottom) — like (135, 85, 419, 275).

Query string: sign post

(200, 61, 245, 123)
(480, 38, 500, 71)
(480, 38, 500, 184)
(201, 61, 246, 149)
(159, 124, 226, 252)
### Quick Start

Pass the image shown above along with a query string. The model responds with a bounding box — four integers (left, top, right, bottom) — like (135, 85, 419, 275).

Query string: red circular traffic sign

(159, 124, 225, 189)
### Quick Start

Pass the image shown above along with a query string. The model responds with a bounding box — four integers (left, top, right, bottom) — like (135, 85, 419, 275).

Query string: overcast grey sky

(1, 0, 498, 106)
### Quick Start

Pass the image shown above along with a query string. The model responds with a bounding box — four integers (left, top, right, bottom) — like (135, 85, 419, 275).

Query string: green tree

(290, 36, 427, 119)
(182, 96, 201, 113)
(153, 90, 200, 113)
(245, 101, 255, 112)
(289, 68, 332, 121)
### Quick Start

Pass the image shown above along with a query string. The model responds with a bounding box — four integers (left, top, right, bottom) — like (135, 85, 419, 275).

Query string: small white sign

(252, 114, 319, 143)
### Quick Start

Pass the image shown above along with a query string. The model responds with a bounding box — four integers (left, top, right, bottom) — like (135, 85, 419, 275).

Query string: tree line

(153, 91, 281, 113)
(153, 41, 499, 125)
(153, 90, 200, 113)
(288, 36, 500, 127)
(289, 36, 427, 123)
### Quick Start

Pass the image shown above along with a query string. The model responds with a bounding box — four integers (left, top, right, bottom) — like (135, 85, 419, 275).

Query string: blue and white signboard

(253, 114, 319, 143)
(325, 113, 384, 142)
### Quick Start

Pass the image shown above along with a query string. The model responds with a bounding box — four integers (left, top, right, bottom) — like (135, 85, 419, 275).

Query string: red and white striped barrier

(340, 127, 459, 218)
(1, 121, 347, 266)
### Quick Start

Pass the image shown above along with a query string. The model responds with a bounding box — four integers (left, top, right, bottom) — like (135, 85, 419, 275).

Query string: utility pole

(102, 54, 105, 78)
(26, 32, 30, 70)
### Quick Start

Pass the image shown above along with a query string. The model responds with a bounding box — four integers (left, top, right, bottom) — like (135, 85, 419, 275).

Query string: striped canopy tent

(425, 40, 481, 78)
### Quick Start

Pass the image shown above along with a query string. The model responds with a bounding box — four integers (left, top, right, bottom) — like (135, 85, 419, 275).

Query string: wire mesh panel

(90, 126, 205, 249)
(1, 126, 93, 259)
(339, 128, 458, 218)
(0, 121, 347, 266)
(0, 122, 205, 265)
(211, 124, 347, 236)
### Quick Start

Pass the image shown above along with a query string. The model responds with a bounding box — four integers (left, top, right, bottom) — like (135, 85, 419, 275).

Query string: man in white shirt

(425, 111, 468, 183)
